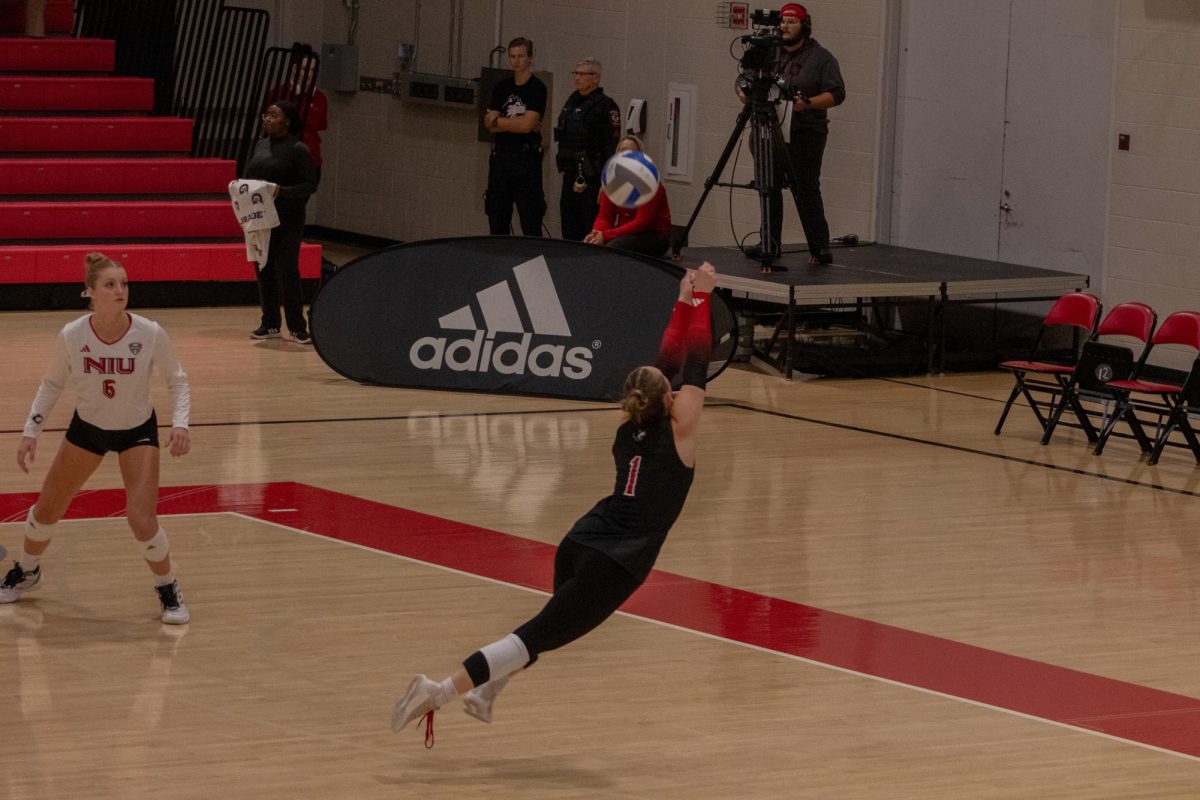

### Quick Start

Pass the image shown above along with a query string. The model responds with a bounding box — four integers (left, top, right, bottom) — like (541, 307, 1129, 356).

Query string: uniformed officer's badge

(129, 342, 143, 355)
(31, 414, 43, 425)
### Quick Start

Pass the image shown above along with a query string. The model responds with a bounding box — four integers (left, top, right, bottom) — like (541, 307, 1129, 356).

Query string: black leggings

(513, 537, 643, 665)
(255, 218, 307, 334)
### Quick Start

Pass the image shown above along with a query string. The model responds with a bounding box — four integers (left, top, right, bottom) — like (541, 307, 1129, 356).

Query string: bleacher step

(0, 157, 236, 194)
(0, 38, 115, 72)
(0, 116, 193, 152)
(0, 76, 154, 111)
(0, 200, 242, 239)
(0, 243, 323, 283)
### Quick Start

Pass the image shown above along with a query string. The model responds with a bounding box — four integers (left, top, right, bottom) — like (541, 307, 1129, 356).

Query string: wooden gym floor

(2, 306, 1200, 799)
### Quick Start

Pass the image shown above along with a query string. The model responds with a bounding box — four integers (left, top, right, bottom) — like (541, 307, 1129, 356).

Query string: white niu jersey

(24, 313, 190, 438)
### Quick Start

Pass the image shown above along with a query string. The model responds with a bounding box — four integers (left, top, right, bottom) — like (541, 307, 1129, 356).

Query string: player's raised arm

(669, 263, 715, 457)
(655, 270, 696, 379)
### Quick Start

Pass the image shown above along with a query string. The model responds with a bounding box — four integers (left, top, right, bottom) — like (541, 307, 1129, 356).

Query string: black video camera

(751, 8, 780, 26)
(739, 9, 782, 73)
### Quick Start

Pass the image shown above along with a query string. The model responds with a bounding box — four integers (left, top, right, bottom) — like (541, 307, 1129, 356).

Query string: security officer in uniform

(554, 57, 621, 241)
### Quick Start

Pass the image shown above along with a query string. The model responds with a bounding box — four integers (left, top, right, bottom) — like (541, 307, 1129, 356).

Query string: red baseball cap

(780, 3, 808, 20)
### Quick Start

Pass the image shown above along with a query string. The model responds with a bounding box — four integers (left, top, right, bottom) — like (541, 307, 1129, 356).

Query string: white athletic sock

(152, 569, 176, 588)
(437, 677, 459, 707)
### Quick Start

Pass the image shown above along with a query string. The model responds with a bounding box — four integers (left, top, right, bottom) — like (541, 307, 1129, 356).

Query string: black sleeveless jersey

(565, 416, 695, 581)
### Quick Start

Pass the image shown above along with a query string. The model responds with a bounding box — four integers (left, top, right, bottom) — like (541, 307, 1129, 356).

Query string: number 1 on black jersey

(623, 455, 642, 497)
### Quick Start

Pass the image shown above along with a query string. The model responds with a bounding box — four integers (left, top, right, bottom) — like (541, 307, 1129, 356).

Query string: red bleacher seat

(0, 76, 154, 111)
(0, 243, 323, 283)
(0, 38, 114, 72)
(0, 246, 38, 282)
(0, 158, 236, 195)
(0, 116, 193, 152)
(0, 200, 242, 239)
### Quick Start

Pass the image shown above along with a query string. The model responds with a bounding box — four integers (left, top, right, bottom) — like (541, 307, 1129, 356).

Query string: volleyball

(601, 151, 660, 209)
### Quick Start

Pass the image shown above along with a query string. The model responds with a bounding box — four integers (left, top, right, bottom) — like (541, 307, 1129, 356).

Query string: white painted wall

(1107, 0, 1200, 368)
(232, 1, 1200, 367)
(276, 0, 880, 247)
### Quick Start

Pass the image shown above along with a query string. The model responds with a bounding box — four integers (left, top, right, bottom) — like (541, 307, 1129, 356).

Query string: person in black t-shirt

(484, 37, 547, 237)
(392, 264, 719, 743)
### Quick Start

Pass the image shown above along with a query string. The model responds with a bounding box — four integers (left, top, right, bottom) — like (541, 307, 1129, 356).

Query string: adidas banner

(311, 237, 736, 401)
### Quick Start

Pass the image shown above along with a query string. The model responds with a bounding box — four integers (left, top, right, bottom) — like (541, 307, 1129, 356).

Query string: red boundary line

(3, 481, 1199, 758)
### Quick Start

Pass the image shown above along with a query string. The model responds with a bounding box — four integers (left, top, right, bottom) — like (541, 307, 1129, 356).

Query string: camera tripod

(673, 72, 806, 272)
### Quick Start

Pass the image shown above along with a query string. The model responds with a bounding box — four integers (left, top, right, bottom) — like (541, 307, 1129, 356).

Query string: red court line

(3, 481, 1199, 758)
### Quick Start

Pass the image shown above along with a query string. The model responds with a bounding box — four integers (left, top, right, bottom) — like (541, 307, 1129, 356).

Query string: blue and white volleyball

(601, 151, 660, 209)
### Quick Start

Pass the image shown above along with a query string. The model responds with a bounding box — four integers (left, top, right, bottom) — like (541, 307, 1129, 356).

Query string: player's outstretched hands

(693, 262, 717, 294)
(16, 436, 36, 473)
(678, 270, 694, 303)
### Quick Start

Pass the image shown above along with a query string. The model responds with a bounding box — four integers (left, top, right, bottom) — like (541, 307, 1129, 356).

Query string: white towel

(228, 179, 280, 269)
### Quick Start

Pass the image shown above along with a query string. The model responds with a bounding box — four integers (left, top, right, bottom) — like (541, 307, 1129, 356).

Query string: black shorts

(65, 411, 159, 455)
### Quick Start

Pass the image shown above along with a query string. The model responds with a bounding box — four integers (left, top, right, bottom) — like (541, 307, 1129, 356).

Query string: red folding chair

(1039, 302, 1156, 445)
(994, 293, 1100, 438)
(1094, 311, 1200, 464)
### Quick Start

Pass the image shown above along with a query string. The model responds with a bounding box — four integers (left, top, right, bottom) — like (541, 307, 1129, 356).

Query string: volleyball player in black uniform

(392, 263, 718, 744)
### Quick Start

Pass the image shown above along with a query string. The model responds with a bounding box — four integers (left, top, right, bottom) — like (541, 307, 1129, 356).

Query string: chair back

(1152, 311, 1200, 351)
(1044, 292, 1101, 331)
(1093, 301, 1157, 378)
(1024, 292, 1100, 361)
(1097, 302, 1156, 342)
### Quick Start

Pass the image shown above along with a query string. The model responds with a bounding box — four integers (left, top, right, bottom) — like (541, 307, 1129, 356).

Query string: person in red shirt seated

(584, 135, 672, 258)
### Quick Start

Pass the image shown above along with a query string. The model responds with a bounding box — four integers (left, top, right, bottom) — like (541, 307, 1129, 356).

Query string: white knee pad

(25, 507, 54, 543)
(480, 633, 530, 679)
(139, 528, 170, 564)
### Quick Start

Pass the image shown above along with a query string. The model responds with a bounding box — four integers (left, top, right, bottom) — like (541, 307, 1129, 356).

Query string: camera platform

(674, 243, 1089, 379)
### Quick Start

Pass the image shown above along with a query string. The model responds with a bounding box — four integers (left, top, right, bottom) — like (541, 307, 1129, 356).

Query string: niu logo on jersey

(409, 256, 594, 380)
(83, 356, 136, 375)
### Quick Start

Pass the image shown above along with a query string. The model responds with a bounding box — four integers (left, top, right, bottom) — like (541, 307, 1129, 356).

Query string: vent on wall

(665, 83, 696, 183)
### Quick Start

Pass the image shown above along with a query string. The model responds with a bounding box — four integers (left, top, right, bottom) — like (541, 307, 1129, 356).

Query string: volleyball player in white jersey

(4, 252, 192, 624)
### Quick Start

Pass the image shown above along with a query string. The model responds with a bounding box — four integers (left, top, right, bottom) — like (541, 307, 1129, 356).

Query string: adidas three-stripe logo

(408, 255, 594, 380)
(437, 256, 571, 337)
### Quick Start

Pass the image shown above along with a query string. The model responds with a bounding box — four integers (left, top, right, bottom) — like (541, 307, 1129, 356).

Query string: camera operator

(739, 3, 844, 265)
(554, 57, 621, 241)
